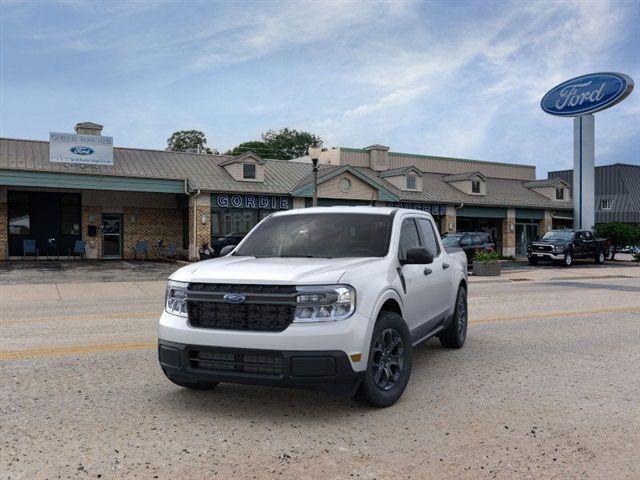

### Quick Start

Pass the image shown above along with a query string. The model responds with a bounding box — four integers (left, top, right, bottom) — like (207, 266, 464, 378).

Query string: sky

(1, 0, 638, 177)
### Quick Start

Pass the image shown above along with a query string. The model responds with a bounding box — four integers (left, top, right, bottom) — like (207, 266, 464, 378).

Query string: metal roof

(523, 178, 567, 188)
(1, 137, 572, 209)
(443, 171, 487, 182)
(0, 138, 311, 195)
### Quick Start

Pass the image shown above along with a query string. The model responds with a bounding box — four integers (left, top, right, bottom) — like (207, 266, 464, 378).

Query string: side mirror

(402, 247, 434, 265)
(219, 245, 236, 256)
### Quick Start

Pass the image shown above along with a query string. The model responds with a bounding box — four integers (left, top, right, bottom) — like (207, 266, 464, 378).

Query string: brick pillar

(0, 188, 7, 260)
(501, 208, 516, 257)
(539, 210, 553, 236)
(82, 205, 102, 259)
(189, 193, 211, 260)
(440, 204, 457, 234)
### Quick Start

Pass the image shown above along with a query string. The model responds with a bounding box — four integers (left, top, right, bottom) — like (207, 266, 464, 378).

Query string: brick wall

(122, 207, 183, 260)
(188, 194, 211, 260)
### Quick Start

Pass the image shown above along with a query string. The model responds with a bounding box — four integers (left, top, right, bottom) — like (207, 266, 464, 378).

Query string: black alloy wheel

(371, 328, 405, 391)
(596, 251, 606, 264)
(439, 286, 468, 349)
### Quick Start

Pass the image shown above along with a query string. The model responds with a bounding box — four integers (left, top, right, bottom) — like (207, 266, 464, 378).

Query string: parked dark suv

(442, 232, 496, 263)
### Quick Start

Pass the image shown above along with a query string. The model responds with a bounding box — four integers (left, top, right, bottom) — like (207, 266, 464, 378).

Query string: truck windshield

(235, 213, 392, 258)
(542, 231, 574, 241)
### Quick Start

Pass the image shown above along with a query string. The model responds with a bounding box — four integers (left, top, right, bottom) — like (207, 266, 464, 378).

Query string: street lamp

(308, 144, 322, 207)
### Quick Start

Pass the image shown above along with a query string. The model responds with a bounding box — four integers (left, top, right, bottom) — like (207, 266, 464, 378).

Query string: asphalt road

(1, 273, 639, 479)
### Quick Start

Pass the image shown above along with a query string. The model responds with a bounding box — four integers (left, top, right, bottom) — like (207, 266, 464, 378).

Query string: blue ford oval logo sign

(70, 146, 95, 155)
(541, 72, 634, 117)
(223, 293, 246, 304)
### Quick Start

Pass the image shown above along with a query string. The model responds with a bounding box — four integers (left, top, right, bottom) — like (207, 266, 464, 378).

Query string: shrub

(474, 250, 500, 262)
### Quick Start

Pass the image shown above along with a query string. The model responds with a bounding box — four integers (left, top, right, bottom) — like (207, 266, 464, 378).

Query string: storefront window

(60, 195, 81, 235)
(9, 204, 30, 234)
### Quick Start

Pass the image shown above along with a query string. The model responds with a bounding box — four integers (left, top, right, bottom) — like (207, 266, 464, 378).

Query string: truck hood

(170, 256, 383, 285)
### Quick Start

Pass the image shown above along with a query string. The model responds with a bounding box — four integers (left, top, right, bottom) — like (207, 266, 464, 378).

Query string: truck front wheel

(353, 311, 412, 408)
(595, 250, 606, 264)
(562, 253, 573, 267)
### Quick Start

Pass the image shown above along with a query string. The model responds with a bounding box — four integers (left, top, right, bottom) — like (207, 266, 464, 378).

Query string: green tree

(225, 141, 269, 157)
(260, 128, 322, 160)
(167, 130, 217, 154)
(226, 128, 323, 160)
(593, 222, 640, 260)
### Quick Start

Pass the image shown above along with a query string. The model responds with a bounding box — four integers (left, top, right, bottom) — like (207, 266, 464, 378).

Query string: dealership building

(0, 122, 574, 261)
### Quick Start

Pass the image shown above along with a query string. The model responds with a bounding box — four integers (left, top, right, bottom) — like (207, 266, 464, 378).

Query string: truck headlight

(165, 280, 188, 317)
(555, 245, 565, 252)
(293, 285, 355, 322)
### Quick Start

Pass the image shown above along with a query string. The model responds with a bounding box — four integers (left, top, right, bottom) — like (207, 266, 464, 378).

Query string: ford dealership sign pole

(541, 72, 633, 230)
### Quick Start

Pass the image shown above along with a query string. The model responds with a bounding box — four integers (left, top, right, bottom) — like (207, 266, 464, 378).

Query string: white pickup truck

(159, 207, 468, 407)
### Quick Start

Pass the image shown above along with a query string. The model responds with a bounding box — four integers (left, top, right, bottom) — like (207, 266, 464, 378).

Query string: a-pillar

(501, 208, 516, 257)
(189, 193, 211, 261)
(440, 205, 457, 234)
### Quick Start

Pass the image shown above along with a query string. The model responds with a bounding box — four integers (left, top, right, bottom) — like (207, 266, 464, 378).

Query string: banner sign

(213, 193, 290, 210)
(49, 132, 114, 165)
(541, 72, 634, 117)
(386, 202, 447, 215)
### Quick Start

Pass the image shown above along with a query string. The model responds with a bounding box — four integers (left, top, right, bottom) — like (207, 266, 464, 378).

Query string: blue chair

(69, 240, 86, 260)
(165, 241, 178, 260)
(134, 240, 149, 260)
(22, 239, 39, 260)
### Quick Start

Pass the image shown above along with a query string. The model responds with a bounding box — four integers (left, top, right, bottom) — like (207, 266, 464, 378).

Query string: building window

(555, 187, 564, 200)
(600, 199, 612, 210)
(406, 175, 417, 190)
(471, 180, 481, 194)
(243, 163, 256, 179)
(60, 194, 81, 235)
(9, 204, 30, 234)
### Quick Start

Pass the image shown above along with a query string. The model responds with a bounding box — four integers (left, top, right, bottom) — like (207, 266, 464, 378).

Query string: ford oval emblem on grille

(223, 293, 246, 304)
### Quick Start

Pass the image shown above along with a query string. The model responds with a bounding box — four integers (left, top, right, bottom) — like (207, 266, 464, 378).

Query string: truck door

(574, 231, 586, 258)
(415, 218, 450, 323)
(583, 231, 595, 257)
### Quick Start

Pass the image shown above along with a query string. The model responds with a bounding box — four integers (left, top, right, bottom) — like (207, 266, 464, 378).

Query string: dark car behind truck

(442, 232, 495, 264)
(528, 230, 609, 267)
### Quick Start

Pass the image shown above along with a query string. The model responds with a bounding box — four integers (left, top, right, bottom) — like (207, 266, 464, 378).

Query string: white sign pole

(572, 114, 595, 229)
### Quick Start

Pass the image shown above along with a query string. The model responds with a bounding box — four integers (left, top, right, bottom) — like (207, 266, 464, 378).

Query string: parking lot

(1, 262, 639, 479)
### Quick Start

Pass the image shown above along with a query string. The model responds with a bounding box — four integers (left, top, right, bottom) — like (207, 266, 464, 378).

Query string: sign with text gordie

(213, 193, 291, 210)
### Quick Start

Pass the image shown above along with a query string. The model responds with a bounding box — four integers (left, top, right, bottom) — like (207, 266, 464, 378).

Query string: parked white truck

(159, 207, 468, 407)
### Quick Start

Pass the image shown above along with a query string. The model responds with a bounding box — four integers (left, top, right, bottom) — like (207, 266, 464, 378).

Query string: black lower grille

(188, 301, 295, 331)
(534, 245, 553, 252)
(189, 348, 283, 376)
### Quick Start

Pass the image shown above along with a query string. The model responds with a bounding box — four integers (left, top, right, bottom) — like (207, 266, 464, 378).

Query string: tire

(353, 311, 412, 408)
(562, 253, 573, 267)
(439, 286, 468, 349)
(163, 370, 218, 391)
(595, 250, 606, 265)
(528, 256, 539, 266)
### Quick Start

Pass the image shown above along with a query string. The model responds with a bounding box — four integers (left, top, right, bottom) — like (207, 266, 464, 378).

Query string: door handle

(424, 267, 432, 276)
(442, 262, 449, 269)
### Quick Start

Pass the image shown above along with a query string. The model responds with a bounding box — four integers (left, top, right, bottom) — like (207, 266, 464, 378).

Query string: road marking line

(0, 311, 159, 325)
(0, 341, 157, 360)
(2, 306, 639, 361)
(470, 305, 640, 325)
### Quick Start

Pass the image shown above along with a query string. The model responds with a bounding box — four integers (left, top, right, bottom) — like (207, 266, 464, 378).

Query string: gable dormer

(443, 171, 486, 195)
(378, 166, 423, 191)
(523, 178, 570, 201)
(219, 151, 265, 182)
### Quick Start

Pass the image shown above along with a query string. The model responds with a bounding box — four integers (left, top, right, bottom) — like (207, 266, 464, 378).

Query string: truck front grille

(187, 283, 297, 332)
(533, 244, 553, 252)
(189, 348, 283, 376)
(188, 301, 295, 331)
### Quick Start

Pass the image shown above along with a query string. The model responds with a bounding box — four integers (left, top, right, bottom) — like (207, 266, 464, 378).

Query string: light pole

(308, 145, 321, 207)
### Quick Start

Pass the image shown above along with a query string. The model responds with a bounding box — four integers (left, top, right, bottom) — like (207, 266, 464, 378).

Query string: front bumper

(528, 252, 566, 261)
(159, 339, 363, 395)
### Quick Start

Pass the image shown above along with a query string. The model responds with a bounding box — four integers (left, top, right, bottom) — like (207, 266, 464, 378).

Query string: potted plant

(198, 242, 213, 261)
(472, 250, 501, 276)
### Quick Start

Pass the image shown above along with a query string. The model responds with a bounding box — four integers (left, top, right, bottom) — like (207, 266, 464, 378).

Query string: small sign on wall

(49, 132, 114, 166)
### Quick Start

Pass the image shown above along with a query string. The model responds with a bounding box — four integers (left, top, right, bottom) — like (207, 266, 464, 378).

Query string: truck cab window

(398, 218, 420, 260)
(416, 218, 440, 256)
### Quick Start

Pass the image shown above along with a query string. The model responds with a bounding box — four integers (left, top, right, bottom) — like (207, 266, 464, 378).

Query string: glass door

(516, 223, 539, 257)
(102, 214, 122, 259)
